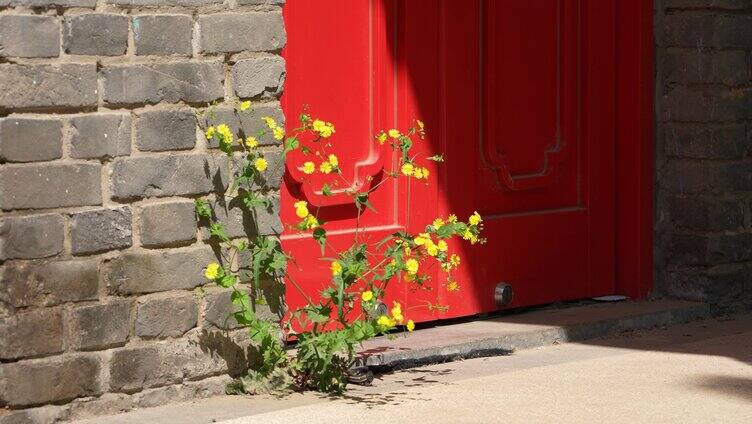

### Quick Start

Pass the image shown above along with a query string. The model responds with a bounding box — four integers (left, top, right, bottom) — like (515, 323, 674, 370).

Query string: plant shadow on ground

(197, 330, 259, 378)
(692, 375, 752, 403)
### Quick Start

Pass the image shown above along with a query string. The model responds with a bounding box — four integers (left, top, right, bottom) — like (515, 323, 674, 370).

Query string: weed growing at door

(196, 103, 485, 394)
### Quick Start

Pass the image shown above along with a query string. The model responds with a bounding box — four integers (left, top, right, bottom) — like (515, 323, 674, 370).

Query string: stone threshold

(355, 299, 710, 372)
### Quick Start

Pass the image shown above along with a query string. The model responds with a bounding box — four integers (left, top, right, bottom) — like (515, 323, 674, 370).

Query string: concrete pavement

(79, 313, 752, 424)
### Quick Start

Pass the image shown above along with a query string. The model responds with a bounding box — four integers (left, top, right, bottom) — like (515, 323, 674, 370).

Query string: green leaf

(321, 184, 332, 196)
(354, 192, 376, 213)
(426, 154, 444, 162)
(209, 223, 230, 242)
(284, 136, 300, 153)
(217, 274, 237, 288)
(312, 227, 327, 255)
(269, 251, 288, 272)
(195, 199, 212, 218)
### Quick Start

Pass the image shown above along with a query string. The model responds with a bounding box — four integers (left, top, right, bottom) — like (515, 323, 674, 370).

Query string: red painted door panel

(282, 0, 617, 322)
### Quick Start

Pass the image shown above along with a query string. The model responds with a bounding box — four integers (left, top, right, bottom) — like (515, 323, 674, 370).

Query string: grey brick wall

(655, 0, 752, 311)
(0, 0, 285, 421)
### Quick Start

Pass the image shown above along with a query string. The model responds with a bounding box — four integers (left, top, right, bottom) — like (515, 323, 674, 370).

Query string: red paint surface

(281, 0, 653, 323)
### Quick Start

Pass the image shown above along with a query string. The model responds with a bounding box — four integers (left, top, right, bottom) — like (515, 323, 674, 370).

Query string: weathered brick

(68, 393, 134, 422)
(668, 196, 745, 231)
(664, 49, 750, 86)
(667, 233, 752, 266)
(135, 293, 198, 338)
(233, 57, 286, 99)
(237, 0, 284, 4)
(104, 247, 215, 295)
(135, 109, 196, 152)
(110, 154, 229, 200)
(0, 405, 68, 424)
(71, 207, 132, 255)
(665, 0, 752, 8)
(0, 307, 63, 360)
(661, 159, 752, 194)
(71, 301, 131, 350)
(0, 355, 101, 406)
(0, 0, 95, 6)
(0, 260, 99, 309)
(131, 376, 228, 409)
(199, 12, 286, 54)
(0, 15, 60, 58)
(101, 62, 224, 106)
(139, 200, 197, 248)
(108, 346, 168, 392)
(0, 64, 97, 110)
(0, 163, 101, 210)
(664, 13, 752, 48)
(133, 15, 193, 56)
(0, 214, 64, 260)
(664, 124, 748, 159)
(64, 14, 128, 56)
(199, 195, 281, 240)
(70, 114, 131, 159)
(662, 86, 752, 122)
(202, 104, 284, 147)
(202, 286, 280, 330)
(0, 117, 63, 163)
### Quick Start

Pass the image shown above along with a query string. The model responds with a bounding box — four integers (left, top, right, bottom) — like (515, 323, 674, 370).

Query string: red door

(282, 1, 628, 322)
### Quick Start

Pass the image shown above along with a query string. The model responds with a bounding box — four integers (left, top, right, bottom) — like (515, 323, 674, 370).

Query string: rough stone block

(665, 0, 752, 8)
(665, 49, 750, 86)
(110, 154, 228, 200)
(108, 346, 167, 392)
(0, 0, 95, 6)
(664, 123, 748, 159)
(0, 163, 101, 211)
(0, 15, 60, 58)
(0, 355, 101, 406)
(199, 196, 281, 240)
(664, 264, 745, 306)
(133, 15, 193, 56)
(0, 117, 62, 163)
(662, 86, 752, 122)
(668, 196, 745, 231)
(135, 293, 198, 338)
(139, 200, 197, 247)
(202, 286, 278, 329)
(202, 103, 284, 147)
(101, 62, 224, 106)
(135, 109, 196, 152)
(71, 207, 132, 255)
(71, 301, 131, 350)
(104, 247, 215, 295)
(108, 0, 218, 5)
(0, 214, 64, 260)
(668, 233, 752, 266)
(199, 12, 286, 54)
(0, 63, 97, 109)
(233, 57, 286, 99)
(0, 307, 63, 360)
(662, 160, 752, 194)
(68, 393, 134, 421)
(0, 405, 69, 424)
(237, 0, 284, 4)
(70, 114, 131, 159)
(0, 260, 99, 309)
(64, 14, 129, 56)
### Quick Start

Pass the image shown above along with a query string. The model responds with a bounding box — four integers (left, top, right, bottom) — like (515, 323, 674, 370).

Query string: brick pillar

(0, 1, 286, 422)
(655, 0, 752, 311)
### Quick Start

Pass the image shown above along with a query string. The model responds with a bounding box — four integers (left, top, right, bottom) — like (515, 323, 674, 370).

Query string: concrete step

(356, 300, 710, 371)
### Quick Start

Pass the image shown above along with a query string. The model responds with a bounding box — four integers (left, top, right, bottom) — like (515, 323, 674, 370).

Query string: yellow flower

(217, 124, 233, 145)
(244, 136, 258, 148)
(330, 261, 342, 276)
(426, 241, 439, 257)
(414, 233, 430, 246)
(413, 168, 424, 179)
(450, 254, 461, 267)
(388, 129, 401, 139)
(205, 126, 216, 140)
(254, 157, 268, 172)
(302, 161, 315, 175)
(294, 200, 309, 218)
(462, 229, 473, 241)
(239, 100, 251, 111)
(447, 280, 460, 292)
(447, 214, 458, 223)
(377, 315, 395, 328)
(204, 263, 221, 280)
(319, 161, 333, 174)
(406, 319, 415, 332)
(391, 301, 403, 323)
(469, 211, 482, 226)
(376, 131, 387, 145)
(312, 119, 335, 138)
(403, 246, 412, 256)
(273, 126, 285, 141)
(438, 240, 448, 252)
(262, 116, 277, 129)
(432, 218, 444, 230)
(361, 291, 374, 302)
(401, 163, 414, 176)
(327, 154, 339, 167)
(405, 258, 419, 275)
(304, 214, 319, 229)
(421, 167, 430, 179)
